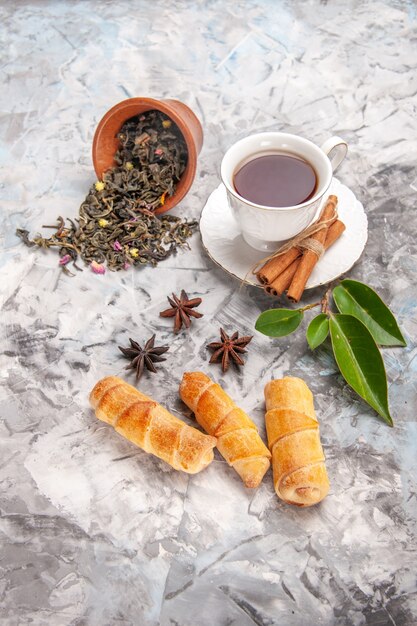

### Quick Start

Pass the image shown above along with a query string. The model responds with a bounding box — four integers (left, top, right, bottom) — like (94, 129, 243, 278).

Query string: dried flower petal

(123, 262, 131, 270)
(160, 192, 167, 206)
(125, 162, 134, 170)
(98, 218, 109, 228)
(91, 260, 106, 274)
(59, 254, 71, 266)
(113, 240, 122, 252)
(130, 248, 139, 258)
(162, 120, 172, 128)
(155, 149, 163, 156)
(95, 181, 105, 192)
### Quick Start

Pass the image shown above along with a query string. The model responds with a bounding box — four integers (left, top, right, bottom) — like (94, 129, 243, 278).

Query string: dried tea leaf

(16, 111, 197, 274)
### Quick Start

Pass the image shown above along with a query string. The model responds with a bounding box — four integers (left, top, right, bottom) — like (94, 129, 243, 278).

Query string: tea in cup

(220, 132, 347, 251)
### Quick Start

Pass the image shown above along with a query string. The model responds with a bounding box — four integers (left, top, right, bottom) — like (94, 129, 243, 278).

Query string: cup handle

(320, 136, 348, 172)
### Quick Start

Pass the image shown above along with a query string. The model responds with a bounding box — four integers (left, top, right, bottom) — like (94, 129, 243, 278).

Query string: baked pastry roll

(264, 376, 330, 506)
(90, 376, 216, 474)
(180, 372, 271, 488)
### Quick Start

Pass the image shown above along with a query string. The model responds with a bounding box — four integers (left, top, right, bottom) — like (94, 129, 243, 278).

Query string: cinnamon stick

(287, 196, 338, 302)
(264, 218, 346, 297)
(323, 218, 345, 249)
(265, 259, 299, 296)
(257, 247, 300, 285)
(256, 195, 339, 286)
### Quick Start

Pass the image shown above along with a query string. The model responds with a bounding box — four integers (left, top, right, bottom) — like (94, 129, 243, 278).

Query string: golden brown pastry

(264, 377, 330, 506)
(180, 372, 271, 488)
(90, 376, 216, 474)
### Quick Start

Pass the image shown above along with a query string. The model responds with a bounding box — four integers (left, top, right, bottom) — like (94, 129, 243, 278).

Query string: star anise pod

(207, 328, 253, 373)
(118, 335, 169, 380)
(159, 289, 203, 333)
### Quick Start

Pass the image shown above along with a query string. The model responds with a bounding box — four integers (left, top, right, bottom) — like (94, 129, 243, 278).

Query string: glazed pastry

(264, 377, 330, 506)
(180, 372, 271, 488)
(90, 376, 216, 474)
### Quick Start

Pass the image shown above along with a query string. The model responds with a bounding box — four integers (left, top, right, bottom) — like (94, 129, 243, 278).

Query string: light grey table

(1, 1, 416, 625)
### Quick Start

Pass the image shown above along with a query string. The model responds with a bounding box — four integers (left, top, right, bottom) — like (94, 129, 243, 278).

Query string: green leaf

(306, 314, 329, 349)
(255, 308, 303, 337)
(333, 279, 406, 347)
(329, 314, 393, 426)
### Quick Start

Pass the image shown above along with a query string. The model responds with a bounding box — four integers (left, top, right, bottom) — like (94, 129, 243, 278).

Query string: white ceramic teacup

(220, 132, 348, 251)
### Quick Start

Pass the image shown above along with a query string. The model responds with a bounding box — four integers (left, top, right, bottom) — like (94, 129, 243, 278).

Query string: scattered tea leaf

(329, 314, 393, 426)
(16, 228, 36, 247)
(255, 308, 303, 337)
(306, 313, 329, 349)
(333, 279, 406, 346)
(16, 110, 196, 274)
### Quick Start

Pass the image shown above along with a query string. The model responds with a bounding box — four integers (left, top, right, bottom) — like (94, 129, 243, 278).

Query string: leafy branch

(255, 279, 406, 426)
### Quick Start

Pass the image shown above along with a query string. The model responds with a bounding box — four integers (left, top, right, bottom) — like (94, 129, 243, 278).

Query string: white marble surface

(1, 1, 417, 625)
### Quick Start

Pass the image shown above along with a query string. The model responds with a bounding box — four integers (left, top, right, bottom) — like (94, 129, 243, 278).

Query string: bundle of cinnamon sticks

(255, 195, 345, 302)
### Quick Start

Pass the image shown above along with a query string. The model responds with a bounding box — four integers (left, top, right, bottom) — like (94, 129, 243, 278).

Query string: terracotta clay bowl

(92, 97, 204, 215)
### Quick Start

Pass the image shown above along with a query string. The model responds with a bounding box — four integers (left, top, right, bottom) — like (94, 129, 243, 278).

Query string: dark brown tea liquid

(233, 153, 317, 207)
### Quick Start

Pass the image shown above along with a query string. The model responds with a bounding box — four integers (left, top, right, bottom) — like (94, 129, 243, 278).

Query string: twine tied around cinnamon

(251, 206, 338, 276)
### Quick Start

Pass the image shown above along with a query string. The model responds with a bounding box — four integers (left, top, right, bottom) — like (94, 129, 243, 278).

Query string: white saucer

(200, 178, 368, 289)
